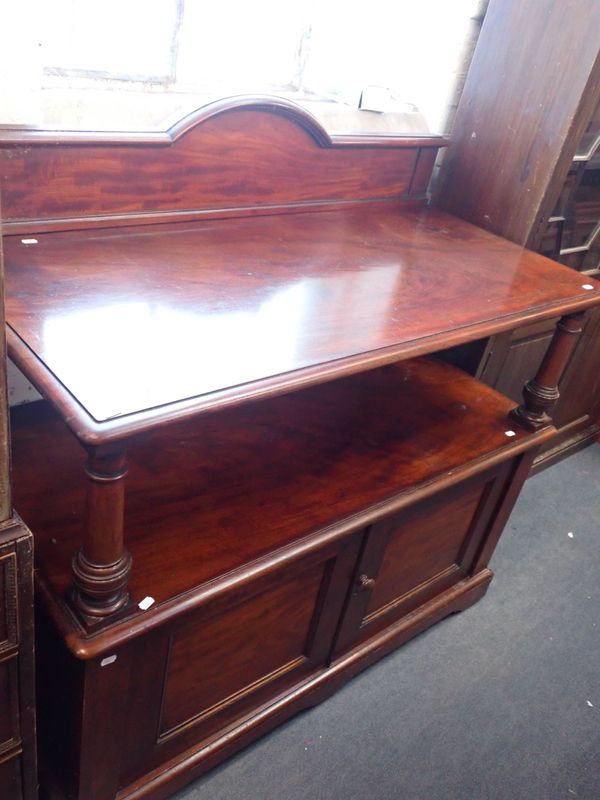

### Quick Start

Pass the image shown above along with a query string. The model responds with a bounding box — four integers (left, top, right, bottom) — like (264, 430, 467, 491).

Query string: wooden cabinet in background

(547, 116, 600, 277)
(1, 173, 37, 799)
(0, 518, 36, 800)
(486, 98, 600, 470)
(435, 0, 600, 472)
(447, 100, 600, 469)
(479, 306, 600, 470)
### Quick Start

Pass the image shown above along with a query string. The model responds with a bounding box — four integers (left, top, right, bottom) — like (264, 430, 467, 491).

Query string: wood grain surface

(10, 357, 549, 624)
(4, 204, 600, 443)
(435, 0, 600, 249)
(0, 97, 443, 231)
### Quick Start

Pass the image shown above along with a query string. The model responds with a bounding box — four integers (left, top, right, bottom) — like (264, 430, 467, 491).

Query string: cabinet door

(334, 466, 512, 656)
(117, 531, 362, 788)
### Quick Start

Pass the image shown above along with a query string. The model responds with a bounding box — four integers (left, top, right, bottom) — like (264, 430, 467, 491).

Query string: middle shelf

(11, 356, 553, 630)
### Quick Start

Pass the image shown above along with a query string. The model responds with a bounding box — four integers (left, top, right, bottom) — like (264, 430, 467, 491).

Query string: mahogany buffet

(1, 97, 600, 800)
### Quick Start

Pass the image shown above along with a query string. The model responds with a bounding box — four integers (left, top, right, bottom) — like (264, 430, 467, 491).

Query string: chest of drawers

(0, 518, 36, 800)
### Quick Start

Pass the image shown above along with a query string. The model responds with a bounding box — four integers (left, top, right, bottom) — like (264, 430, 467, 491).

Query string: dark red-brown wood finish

(12, 358, 552, 799)
(0, 182, 37, 800)
(0, 95, 443, 234)
(510, 311, 587, 430)
(4, 95, 600, 800)
(434, 0, 600, 470)
(2, 95, 599, 450)
(10, 357, 553, 645)
(4, 207, 600, 442)
(0, 519, 37, 800)
(435, 0, 600, 251)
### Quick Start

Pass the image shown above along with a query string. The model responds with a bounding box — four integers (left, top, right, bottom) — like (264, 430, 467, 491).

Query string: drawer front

(0, 657, 20, 755)
(0, 528, 35, 800)
(335, 464, 513, 654)
(117, 532, 362, 788)
(0, 552, 18, 654)
(0, 754, 23, 800)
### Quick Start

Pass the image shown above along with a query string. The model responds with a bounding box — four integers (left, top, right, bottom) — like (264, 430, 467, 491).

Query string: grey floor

(173, 445, 600, 800)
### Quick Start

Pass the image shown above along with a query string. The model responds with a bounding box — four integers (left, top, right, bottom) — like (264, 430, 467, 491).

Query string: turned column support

(71, 444, 132, 621)
(510, 311, 585, 430)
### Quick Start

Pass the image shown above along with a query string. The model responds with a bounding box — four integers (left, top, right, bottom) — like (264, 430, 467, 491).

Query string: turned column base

(510, 312, 585, 432)
(509, 379, 560, 430)
(71, 549, 132, 620)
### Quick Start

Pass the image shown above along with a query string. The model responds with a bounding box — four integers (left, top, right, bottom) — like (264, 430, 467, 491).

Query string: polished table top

(4, 202, 600, 442)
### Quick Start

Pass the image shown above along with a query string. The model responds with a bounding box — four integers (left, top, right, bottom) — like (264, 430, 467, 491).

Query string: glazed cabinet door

(116, 531, 362, 790)
(334, 464, 515, 656)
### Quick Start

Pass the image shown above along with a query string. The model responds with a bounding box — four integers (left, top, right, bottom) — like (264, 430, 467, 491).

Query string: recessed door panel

(0, 657, 19, 754)
(118, 532, 363, 788)
(364, 479, 484, 620)
(335, 466, 511, 654)
(160, 562, 325, 736)
(0, 553, 18, 654)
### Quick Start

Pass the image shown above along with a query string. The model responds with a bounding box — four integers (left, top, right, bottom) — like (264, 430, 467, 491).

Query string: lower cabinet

(36, 453, 535, 800)
(16, 357, 552, 799)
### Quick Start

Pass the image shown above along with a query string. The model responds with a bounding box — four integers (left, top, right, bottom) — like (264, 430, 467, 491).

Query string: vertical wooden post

(1, 176, 38, 800)
(0, 200, 11, 520)
(510, 312, 585, 430)
(71, 445, 131, 620)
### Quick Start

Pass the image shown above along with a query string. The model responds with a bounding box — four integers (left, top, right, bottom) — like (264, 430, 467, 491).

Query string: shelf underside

(10, 357, 550, 618)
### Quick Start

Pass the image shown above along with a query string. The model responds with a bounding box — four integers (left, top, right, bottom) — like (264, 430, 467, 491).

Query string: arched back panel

(0, 96, 446, 233)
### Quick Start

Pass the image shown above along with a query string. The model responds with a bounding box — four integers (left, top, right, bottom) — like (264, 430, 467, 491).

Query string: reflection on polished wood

(4, 204, 600, 442)
(11, 358, 552, 616)
(5, 95, 600, 800)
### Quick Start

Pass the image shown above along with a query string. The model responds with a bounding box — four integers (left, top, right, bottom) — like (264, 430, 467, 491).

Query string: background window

(0, 1, 487, 134)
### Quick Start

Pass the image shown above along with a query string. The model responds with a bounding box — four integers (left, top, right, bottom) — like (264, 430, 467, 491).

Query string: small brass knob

(358, 574, 375, 591)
